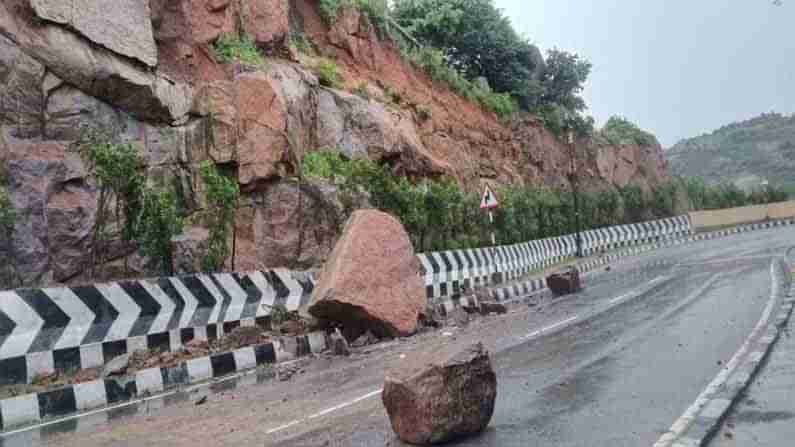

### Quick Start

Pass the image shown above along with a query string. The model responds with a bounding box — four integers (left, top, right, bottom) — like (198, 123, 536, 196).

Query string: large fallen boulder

(546, 266, 582, 296)
(382, 342, 497, 445)
(307, 210, 426, 338)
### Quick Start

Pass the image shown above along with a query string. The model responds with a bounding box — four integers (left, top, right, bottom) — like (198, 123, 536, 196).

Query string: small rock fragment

(331, 329, 351, 356)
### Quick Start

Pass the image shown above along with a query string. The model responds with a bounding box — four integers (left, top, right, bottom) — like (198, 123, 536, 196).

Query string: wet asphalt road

(709, 278, 795, 446)
(5, 227, 795, 447)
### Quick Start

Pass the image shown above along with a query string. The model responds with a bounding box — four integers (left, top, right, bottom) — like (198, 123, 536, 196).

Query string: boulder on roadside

(382, 342, 497, 445)
(479, 302, 508, 316)
(546, 267, 582, 296)
(308, 210, 426, 339)
(351, 330, 379, 348)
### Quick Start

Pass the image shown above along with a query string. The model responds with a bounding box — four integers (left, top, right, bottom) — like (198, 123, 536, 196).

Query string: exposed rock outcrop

(308, 210, 427, 338)
(382, 341, 497, 445)
(29, 0, 159, 67)
(0, 0, 191, 124)
(0, 0, 671, 287)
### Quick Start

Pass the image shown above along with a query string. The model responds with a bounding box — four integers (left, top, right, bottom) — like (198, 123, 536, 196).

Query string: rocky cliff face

(0, 0, 669, 287)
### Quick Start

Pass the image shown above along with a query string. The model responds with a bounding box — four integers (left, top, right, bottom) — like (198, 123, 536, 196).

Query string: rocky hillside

(0, 0, 669, 287)
(667, 113, 795, 191)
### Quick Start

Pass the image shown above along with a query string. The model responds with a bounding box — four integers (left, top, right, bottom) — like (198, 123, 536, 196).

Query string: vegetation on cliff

(301, 152, 787, 252)
(391, 0, 593, 133)
(667, 112, 795, 195)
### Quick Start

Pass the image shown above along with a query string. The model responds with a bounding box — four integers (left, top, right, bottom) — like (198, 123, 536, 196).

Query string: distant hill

(666, 112, 795, 194)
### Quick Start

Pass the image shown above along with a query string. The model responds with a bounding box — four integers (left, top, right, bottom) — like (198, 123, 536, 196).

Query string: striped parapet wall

(0, 270, 314, 386)
(418, 215, 693, 309)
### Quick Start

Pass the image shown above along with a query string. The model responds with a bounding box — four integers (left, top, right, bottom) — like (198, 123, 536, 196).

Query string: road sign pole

(489, 210, 496, 246)
(481, 185, 499, 248)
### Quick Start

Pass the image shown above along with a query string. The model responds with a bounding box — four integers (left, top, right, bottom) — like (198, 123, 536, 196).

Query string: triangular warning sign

(480, 185, 499, 209)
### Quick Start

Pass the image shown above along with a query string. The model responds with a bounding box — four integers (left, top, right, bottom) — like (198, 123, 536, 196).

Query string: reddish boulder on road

(382, 342, 497, 445)
(308, 210, 426, 338)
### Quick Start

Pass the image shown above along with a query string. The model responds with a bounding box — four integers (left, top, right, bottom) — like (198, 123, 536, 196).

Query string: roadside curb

(438, 219, 793, 314)
(656, 259, 794, 447)
(0, 332, 328, 432)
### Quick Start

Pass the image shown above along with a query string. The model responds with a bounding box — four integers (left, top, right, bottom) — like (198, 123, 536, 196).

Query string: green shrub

(477, 91, 517, 119)
(198, 161, 240, 273)
(598, 116, 659, 146)
(211, 33, 265, 67)
(317, 59, 339, 87)
(138, 185, 184, 276)
(319, 0, 342, 23)
(0, 186, 18, 287)
(405, 47, 516, 118)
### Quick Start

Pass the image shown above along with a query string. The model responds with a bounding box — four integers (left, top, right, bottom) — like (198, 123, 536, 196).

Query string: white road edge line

(653, 260, 781, 447)
(266, 388, 384, 435)
(309, 389, 383, 419)
(523, 316, 578, 340)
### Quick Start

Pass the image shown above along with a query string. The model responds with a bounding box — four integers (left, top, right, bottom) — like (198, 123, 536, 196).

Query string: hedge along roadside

(299, 152, 791, 255)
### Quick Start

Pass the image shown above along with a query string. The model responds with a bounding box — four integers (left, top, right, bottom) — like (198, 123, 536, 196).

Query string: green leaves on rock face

(81, 134, 183, 276)
(138, 186, 184, 276)
(316, 59, 339, 88)
(198, 161, 240, 273)
(211, 33, 265, 67)
(0, 186, 19, 288)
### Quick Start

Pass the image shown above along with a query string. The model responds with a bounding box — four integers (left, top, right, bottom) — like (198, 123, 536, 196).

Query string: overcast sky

(494, 0, 795, 147)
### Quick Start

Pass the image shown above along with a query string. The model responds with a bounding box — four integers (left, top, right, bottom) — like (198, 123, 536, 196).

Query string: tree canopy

(392, 0, 593, 134)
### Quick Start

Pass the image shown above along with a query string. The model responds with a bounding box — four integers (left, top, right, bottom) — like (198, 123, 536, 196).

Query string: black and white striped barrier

(425, 217, 795, 313)
(418, 215, 692, 305)
(0, 270, 313, 386)
(0, 331, 327, 431)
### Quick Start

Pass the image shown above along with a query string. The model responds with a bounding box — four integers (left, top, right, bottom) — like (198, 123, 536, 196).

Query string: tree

(392, 0, 545, 108)
(683, 176, 708, 210)
(599, 116, 659, 146)
(651, 182, 678, 218)
(619, 184, 646, 223)
(539, 49, 591, 113)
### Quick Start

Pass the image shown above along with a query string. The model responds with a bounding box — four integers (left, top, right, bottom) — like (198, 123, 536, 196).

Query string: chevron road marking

(47, 288, 94, 350)
(250, 272, 276, 317)
(216, 274, 248, 323)
(99, 283, 140, 342)
(198, 275, 225, 324)
(275, 269, 304, 311)
(170, 278, 198, 329)
(0, 291, 44, 359)
(139, 281, 177, 335)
